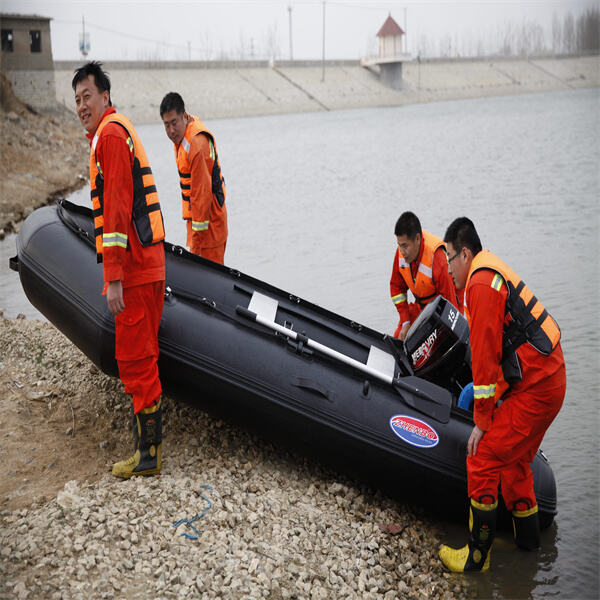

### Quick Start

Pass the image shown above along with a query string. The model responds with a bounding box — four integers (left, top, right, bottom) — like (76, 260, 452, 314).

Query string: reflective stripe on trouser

(115, 281, 164, 414)
(467, 362, 565, 510)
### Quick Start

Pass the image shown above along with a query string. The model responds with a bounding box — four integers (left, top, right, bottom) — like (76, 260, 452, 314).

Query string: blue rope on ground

(173, 485, 213, 540)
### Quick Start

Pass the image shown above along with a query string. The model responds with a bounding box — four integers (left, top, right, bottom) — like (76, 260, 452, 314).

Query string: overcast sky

(2, 0, 597, 60)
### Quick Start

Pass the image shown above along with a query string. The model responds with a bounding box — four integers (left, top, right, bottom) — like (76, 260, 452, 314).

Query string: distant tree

(499, 21, 514, 56)
(476, 38, 485, 57)
(576, 7, 600, 52)
(563, 13, 576, 53)
(417, 34, 429, 58)
(263, 21, 281, 61)
(235, 30, 248, 60)
(530, 22, 546, 55)
(439, 33, 452, 57)
(552, 13, 562, 54)
(199, 30, 214, 61)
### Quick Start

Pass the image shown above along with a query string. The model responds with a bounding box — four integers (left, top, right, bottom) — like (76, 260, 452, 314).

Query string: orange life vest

(89, 112, 165, 263)
(397, 230, 447, 306)
(175, 115, 226, 223)
(465, 249, 561, 382)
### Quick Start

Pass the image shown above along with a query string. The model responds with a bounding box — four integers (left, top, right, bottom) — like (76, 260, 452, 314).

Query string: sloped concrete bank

(54, 55, 599, 124)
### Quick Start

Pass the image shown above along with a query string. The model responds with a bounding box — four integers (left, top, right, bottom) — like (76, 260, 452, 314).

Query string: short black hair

(444, 217, 483, 255)
(394, 211, 422, 239)
(72, 61, 112, 106)
(160, 92, 185, 117)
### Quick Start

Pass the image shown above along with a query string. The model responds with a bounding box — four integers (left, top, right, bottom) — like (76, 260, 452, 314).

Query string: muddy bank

(0, 316, 469, 599)
(0, 74, 88, 235)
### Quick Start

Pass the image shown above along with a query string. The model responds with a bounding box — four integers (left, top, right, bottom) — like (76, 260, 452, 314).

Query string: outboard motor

(403, 296, 472, 396)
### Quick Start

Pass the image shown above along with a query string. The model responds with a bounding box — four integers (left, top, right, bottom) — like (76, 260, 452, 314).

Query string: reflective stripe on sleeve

(491, 273, 504, 292)
(102, 232, 128, 248)
(392, 293, 407, 305)
(191, 220, 209, 232)
(473, 383, 497, 399)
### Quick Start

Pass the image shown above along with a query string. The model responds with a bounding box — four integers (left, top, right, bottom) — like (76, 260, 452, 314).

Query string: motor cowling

(404, 296, 471, 388)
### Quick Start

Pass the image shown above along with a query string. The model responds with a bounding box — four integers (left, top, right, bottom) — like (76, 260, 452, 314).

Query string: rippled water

(1, 88, 598, 599)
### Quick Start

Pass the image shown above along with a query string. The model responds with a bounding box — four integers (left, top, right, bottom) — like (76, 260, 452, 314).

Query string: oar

(236, 305, 451, 423)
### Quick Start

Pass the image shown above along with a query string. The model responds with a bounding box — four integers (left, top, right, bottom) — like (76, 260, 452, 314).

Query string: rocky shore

(0, 316, 470, 599)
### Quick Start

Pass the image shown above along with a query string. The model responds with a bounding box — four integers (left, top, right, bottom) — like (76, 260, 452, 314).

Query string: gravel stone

(0, 317, 471, 600)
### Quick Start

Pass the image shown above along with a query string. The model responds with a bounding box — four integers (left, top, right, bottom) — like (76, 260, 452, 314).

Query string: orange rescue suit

(464, 250, 565, 511)
(390, 230, 457, 335)
(88, 107, 166, 414)
(174, 115, 227, 262)
(90, 111, 165, 263)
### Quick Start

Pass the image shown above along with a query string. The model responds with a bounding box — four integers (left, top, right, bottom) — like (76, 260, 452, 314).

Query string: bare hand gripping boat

(10, 200, 558, 527)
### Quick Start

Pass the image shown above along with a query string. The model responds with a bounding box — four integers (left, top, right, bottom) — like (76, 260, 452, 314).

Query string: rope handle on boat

(167, 285, 218, 311)
(56, 199, 96, 248)
(172, 485, 213, 540)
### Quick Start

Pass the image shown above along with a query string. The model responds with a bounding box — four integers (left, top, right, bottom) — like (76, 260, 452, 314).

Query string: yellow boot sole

(439, 543, 490, 572)
(112, 447, 162, 479)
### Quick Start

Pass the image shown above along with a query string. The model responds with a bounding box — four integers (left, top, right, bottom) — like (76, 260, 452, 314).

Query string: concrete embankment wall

(54, 55, 599, 124)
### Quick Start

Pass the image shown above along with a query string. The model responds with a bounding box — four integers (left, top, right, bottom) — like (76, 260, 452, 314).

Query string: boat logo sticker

(389, 415, 439, 449)
(411, 330, 437, 369)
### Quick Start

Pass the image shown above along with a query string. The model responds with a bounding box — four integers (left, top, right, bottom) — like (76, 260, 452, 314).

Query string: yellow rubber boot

(112, 400, 162, 478)
(439, 498, 497, 572)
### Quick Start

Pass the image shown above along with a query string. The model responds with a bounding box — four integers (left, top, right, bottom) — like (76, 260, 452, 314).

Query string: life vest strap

(134, 203, 162, 218)
(414, 291, 437, 306)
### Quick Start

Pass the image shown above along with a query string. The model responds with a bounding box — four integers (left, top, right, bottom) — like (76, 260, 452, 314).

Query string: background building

(0, 13, 57, 110)
(377, 14, 405, 58)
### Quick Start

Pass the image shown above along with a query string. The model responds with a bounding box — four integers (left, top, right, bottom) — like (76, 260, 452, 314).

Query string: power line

(53, 18, 199, 54)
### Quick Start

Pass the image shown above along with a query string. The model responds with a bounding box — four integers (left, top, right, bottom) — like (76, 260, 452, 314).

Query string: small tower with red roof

(377, 13, 405, 58)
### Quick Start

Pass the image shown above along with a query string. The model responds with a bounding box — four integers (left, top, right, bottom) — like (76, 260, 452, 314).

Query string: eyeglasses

(448, 252, 461, 263)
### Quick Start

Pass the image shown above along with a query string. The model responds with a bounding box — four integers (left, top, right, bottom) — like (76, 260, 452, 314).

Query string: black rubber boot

(512, 503, 541, 551)
(112, 400, 162, 478)
(439, 497, 498, 572)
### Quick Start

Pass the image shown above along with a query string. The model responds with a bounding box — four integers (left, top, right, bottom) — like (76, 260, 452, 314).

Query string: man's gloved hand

(458, 382, 474, 410)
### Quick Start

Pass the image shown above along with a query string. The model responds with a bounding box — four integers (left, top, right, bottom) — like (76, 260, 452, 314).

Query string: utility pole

(188, 41, 191, 61)
(321, 1, 326, 82)
(404, 7, 407, 54)
(288, 4, 293, 61)
(80, 15, 88, 58)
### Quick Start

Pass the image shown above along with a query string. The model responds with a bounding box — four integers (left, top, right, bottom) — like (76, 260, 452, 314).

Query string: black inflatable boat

(9, 200, 557, 527)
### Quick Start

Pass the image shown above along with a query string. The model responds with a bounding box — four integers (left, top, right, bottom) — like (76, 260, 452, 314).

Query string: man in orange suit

(160, 92, 228, 263)
(439, 217, 565, 572)
(390, 211, 458, 340)
(73, 61, 165, 478)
